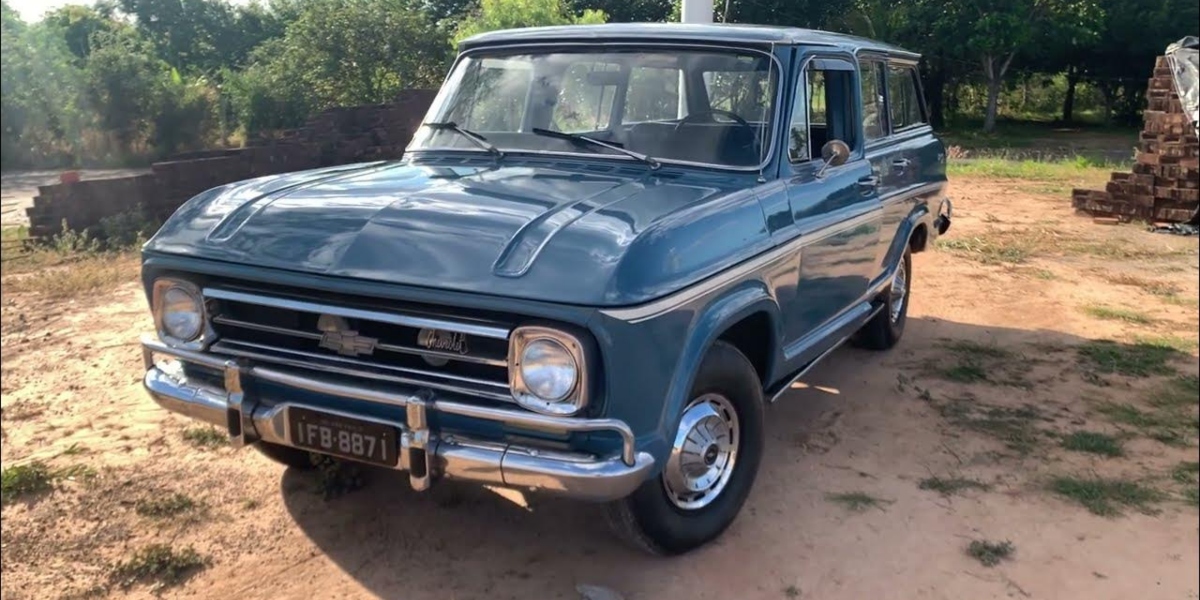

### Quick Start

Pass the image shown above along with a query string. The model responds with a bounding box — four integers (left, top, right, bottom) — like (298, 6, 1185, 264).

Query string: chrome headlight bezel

(151, 278, 209, 350)
(508, 326, 588, 416)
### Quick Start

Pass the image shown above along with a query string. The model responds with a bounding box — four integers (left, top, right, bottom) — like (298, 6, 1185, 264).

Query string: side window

(859, 60, 887, 141)
(789, 65, 856, 163)
(624, 66, 681, 123)
(553, 61, 620, 132)
(887, 65, 925, 131)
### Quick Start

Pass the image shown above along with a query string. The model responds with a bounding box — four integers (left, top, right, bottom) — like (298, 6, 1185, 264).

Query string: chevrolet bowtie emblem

(317, 314, 378, 357)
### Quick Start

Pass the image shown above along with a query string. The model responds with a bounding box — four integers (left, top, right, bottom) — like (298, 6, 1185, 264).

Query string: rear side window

(887, 66, 925, 131)
(859, 60, 887, 141)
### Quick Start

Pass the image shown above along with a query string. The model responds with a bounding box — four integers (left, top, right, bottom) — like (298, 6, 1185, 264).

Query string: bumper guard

(142, 336, 654, 502)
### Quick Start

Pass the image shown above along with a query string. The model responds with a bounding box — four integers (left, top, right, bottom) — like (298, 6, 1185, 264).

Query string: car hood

(146, 159, 765, 306)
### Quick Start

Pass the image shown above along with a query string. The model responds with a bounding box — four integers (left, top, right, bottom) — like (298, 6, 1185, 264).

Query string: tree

(455, 0, 606, 43)
(229, 0, 451, 135)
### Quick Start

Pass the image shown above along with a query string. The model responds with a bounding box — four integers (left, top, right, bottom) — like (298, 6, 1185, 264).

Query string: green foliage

(455, 0, 607, 43)
(110, 544, 208, 589)
(1, 462, 54, 505)
(966, 539, 1014, 567)
(1049, 476, 1164, 516)
(1060, 431, 1124, 457)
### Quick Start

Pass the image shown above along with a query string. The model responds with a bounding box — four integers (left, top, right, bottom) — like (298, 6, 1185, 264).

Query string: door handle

(857, 175, 879, 191)
(891, 158, 911, 169)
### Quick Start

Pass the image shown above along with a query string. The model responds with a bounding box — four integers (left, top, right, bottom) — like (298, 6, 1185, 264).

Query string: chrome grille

(203, 288, 514, 402)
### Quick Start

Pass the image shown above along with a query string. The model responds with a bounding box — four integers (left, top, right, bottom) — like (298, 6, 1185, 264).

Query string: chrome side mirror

(816, 139, 851, 178)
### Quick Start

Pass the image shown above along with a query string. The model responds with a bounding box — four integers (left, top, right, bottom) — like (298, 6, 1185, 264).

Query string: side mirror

(816, 139, 851, 178)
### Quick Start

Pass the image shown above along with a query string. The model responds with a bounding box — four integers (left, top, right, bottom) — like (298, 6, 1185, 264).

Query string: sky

(8, 0, 249, 21)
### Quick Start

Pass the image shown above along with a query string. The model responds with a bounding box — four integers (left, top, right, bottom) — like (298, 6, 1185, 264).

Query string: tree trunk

(981, 52, 1015, 133)
(1098, 82, 1114, 125)
(1061, 65, 1078, 124)
(926, 61, 946, 129)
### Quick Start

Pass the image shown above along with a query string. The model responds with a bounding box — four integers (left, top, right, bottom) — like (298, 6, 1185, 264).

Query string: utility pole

(680, 0, 713, 23)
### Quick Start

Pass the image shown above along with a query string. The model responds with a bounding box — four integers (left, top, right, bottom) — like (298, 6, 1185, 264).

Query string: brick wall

(26, 89, 438, 239)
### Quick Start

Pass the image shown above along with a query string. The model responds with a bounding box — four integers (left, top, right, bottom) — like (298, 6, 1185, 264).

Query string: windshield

(410, 48, 778, 168)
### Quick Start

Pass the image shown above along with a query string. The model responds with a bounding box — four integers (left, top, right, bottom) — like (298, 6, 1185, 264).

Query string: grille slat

(204, 288, 514, 403)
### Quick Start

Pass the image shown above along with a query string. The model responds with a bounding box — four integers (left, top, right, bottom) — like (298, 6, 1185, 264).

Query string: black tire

(854, 246, 911, 350)
(605, 340, 765, 555)
(254, 442, 318, 470)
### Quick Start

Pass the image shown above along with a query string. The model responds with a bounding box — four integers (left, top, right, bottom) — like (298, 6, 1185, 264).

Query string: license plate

(288, 407, 399, 467)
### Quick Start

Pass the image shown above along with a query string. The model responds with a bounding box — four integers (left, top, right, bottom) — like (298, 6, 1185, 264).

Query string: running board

(768, 303, 885, 403)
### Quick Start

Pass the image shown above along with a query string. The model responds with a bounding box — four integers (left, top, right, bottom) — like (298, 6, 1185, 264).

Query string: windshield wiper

(531, 128, 660, 170)
(423, 121, 503, 159)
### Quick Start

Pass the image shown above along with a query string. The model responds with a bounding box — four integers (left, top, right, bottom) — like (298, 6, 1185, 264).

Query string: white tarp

(1165, 36, 1199, 132)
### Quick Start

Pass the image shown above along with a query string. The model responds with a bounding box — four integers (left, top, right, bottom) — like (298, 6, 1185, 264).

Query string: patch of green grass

(947, 157, 1113, 182)
(939, 362, 989, 383)
(135, 493, 198, 518)
(1161, 294, 1200, 308)
(1172, 461, 1199, 484)
(1134, 335, 1199, 354)
(783, 584, 801, 598)
(110, 544, 208, 589)
(936, 236, 1035, 265)
(918, 476, 992, 496)
(1, 462, 54, 505)
(966, 539, 1015, 567)
(181, 427, 227, 449)
(314, 454, 366, 500)
(241, 498, 261, 510)
(931, 341, 1029, 388)
(825, 491, 890, 512)
(1150, 375, 1200, 409)
(1048, 476, 1165, 516)
(1099, 272, 1181, 297)
(1081, 305, 1156, 325)
(1060, 431, 1124, 457)
(1096, 402, 1196, 447)
(1077, 340, 1180, 378)
(1185, 487, 1199, 507)
(936, 399, 1046, 454)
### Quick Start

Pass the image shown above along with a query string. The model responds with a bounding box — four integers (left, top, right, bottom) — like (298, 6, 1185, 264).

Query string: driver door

(779, 57, 883, 356)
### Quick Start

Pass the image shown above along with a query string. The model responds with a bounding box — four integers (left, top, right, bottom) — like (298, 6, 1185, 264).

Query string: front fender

(654, 280, 781, 458)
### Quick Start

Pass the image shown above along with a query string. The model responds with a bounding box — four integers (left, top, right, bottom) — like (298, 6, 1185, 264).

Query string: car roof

(458, 23, 919, 59)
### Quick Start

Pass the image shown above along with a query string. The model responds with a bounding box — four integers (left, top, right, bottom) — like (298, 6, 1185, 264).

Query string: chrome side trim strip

(211, 315, 508, 367)
(770, 303, 882, 402)
(601, 181, 944, 323)
(204, 288, 511, 340)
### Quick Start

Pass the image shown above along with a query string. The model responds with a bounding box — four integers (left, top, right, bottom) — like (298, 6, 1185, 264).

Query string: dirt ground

(1, 176, 1198, 600)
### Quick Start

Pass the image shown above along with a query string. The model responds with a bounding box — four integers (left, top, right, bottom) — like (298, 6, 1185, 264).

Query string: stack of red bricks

(1072, 56, 1199, 222)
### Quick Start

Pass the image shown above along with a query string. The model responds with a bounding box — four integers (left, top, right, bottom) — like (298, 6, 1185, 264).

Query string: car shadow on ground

(274, 315, 1186, 598)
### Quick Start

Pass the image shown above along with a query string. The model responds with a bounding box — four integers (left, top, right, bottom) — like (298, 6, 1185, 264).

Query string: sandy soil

(1, 177, 1198, 600)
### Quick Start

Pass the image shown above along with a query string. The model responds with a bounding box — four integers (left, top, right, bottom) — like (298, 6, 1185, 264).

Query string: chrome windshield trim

(203, 288, 511, 340)
(209, 341, 514, 402)
(211, 315, 508, 367)
(411, 41, 785, 173)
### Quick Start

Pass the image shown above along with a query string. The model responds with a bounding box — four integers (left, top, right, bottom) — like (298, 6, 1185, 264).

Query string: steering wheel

(672, 110, 761, 160)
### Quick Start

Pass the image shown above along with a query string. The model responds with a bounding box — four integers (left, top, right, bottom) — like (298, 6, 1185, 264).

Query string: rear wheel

(254, 442, 318, 470)
(854, 246, 911, 350)
(606, 341, 764, 555)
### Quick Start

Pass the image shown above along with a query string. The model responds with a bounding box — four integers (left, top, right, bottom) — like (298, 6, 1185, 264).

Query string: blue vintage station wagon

(140, 23, 951, 554)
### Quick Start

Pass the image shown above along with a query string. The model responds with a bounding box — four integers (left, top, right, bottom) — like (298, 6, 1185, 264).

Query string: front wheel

(605, 341, 765, 555)
(853, 246, 911, 350)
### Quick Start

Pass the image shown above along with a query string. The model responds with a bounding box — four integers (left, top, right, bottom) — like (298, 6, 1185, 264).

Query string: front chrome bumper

(142, 336, 654, 502)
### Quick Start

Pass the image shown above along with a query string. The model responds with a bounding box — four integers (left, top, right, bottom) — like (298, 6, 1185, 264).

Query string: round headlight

(519, 338, 578, 402)
(161, 285, 203, 341)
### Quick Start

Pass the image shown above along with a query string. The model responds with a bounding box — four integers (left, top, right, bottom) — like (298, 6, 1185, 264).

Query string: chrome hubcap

(889, 260, 908, 323)
(663, 393, 739, 510)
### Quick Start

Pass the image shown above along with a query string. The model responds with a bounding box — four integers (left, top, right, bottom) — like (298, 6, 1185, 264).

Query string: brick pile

(1072, 56, 1199, 223)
